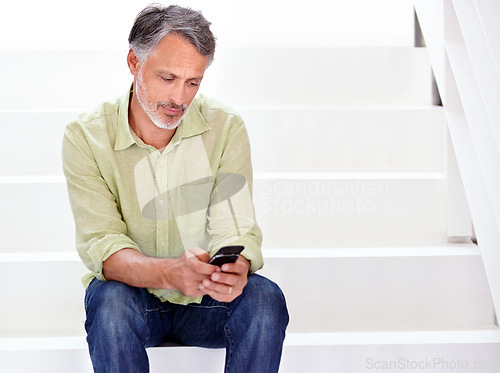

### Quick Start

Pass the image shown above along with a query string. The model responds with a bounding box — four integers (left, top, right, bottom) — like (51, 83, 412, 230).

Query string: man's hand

(102, 247, 218, 298)
(199, 256, 251, 302)
(163, 247, 218, 298)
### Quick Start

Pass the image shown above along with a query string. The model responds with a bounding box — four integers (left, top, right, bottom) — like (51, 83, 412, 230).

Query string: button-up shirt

(62, 90, 263, 305)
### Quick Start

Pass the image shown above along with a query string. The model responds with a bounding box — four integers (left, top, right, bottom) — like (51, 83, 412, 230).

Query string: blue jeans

(84, 274, 289, 372)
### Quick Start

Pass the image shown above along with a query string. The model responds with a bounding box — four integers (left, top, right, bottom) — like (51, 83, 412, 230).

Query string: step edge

(2, 329, 499, 351)
(0, 175, 66, 184)
(262, 244, 479, 258)
(0, 172, 447, 185)
(0, 244, 479, 263)
(284, 330, 500, 346)
(254, 172, 446, 180)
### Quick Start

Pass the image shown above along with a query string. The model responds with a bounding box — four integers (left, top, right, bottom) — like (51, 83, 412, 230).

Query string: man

(62, 4, 289, 373)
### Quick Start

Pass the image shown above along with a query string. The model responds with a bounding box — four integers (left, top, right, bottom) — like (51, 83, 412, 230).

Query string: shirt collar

(114, 88, 211, 151)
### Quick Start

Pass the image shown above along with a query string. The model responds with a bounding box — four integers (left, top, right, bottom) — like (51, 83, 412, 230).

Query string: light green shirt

(62, 90, 263, 305)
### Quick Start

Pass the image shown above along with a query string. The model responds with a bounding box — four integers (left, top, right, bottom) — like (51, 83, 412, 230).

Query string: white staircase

(1, 0, 499, 372)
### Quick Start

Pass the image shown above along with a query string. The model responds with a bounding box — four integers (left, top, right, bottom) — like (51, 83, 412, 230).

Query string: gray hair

(128, 4, 216, 65)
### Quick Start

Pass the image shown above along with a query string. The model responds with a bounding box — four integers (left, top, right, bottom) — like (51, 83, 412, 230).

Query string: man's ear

(127, 49, 141, 76)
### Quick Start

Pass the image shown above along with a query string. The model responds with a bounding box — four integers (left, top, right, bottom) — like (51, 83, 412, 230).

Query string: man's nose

(170, 82, 186, 105)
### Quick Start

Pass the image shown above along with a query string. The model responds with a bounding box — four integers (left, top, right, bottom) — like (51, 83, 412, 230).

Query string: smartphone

(208, 245, 244, 267)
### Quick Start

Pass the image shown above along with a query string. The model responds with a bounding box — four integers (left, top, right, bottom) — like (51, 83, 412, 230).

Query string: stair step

(1, 330, 499, 373)
(260, 245, 494, 333)
(243, 106, 445, 173)
(0, 106, 445, 176)
(280, 331, 500, 373)
(0, 245, 493, 334)
(0, 258, 86, 334)
(0, 180, 75, 251)
(200, 47, 432, 108)
(1, 47, 431, 111)
(0, 110, 75, 176)
(0, 0, 416, 51)
(0, 174, 452, 250)
(3, 328, 499, 349)
(253, 175, 449, 246)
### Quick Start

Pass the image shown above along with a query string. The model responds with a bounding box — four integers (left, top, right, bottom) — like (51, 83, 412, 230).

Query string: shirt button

(158, 199, 165, 205)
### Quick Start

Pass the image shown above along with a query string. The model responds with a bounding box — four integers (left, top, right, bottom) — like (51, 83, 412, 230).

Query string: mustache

(157, 102, 187, 112)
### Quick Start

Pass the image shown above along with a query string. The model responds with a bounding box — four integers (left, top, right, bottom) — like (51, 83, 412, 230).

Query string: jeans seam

(224, 323, 234, 373)
(185, 304, 230, 311)
(143, 309, 152, 346)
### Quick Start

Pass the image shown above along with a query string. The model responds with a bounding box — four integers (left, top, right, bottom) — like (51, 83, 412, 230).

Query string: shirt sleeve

(62, 123, 141, 281)
(206, 117, 264, 274)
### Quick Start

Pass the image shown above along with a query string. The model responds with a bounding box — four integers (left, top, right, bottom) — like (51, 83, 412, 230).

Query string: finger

(220, 256, 250, 274)
(190, 260, 220, 277)
(203, 279, 244, 305)
(182, 286, 207, 298)
(220, 261, 245, 275)
(182, 251, 218, 276)
(210, 271, 239, 286)
(201, 277, 235, 294)
(203, 288, 235, 303)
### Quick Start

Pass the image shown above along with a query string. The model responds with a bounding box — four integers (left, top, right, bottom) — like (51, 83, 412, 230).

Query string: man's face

(130, 33, 209, 130)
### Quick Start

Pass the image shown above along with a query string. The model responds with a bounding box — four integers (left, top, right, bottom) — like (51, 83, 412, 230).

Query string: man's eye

(161, 77, 174, 82)
(189, 81, 200, 87)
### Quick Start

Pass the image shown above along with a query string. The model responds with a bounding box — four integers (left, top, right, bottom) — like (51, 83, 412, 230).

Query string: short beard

(135, 69, 187, 130)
